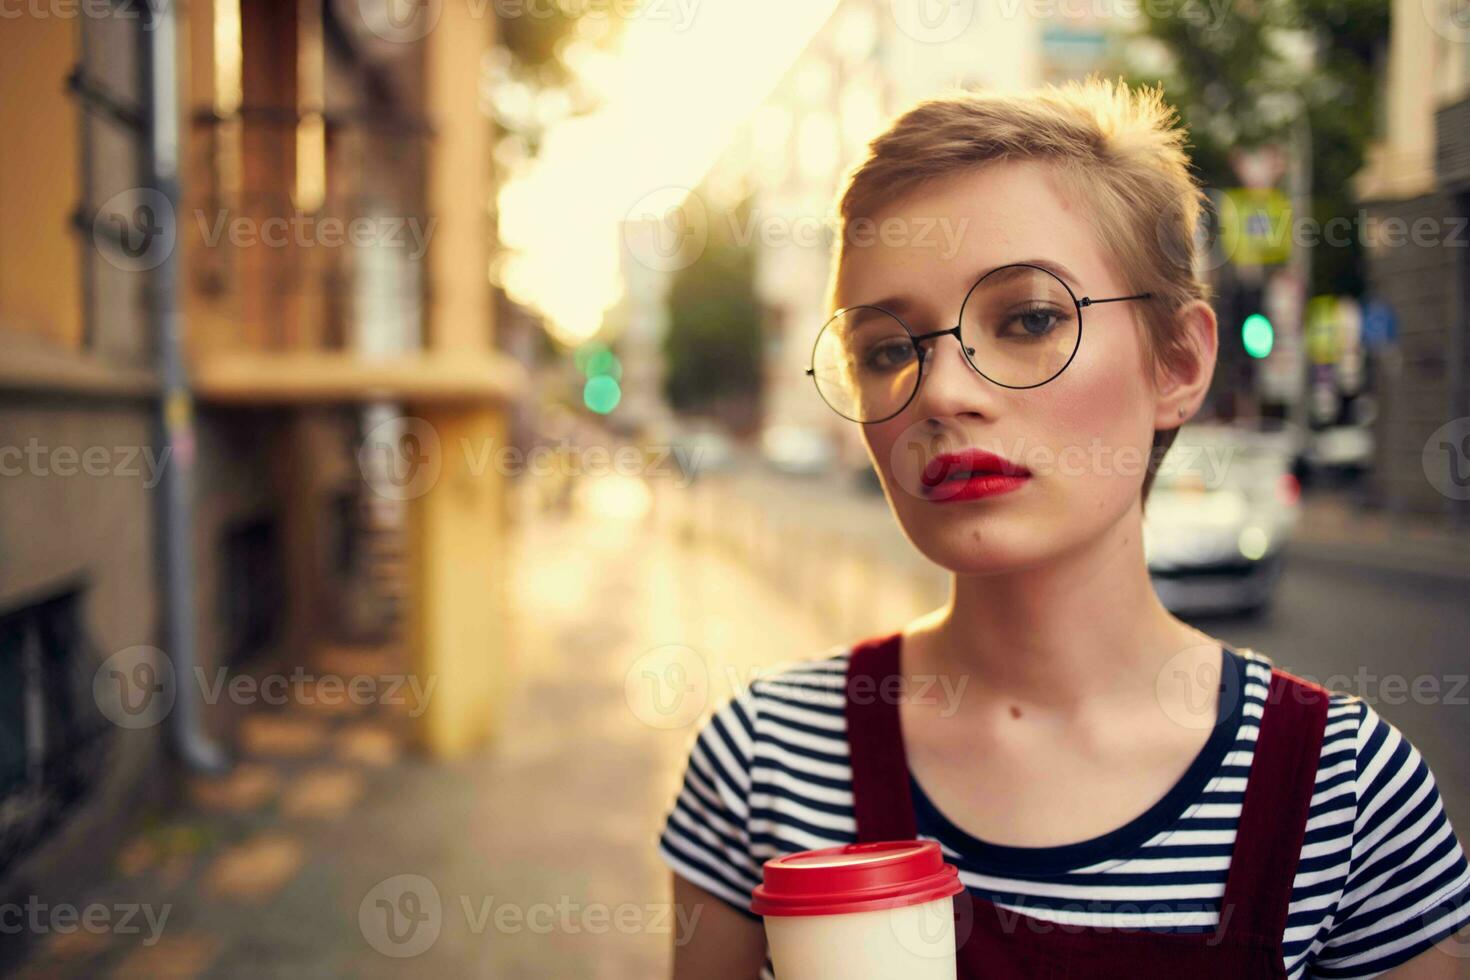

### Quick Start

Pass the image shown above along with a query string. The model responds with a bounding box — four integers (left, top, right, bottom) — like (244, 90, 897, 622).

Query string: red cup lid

(749, 840, 963, 917)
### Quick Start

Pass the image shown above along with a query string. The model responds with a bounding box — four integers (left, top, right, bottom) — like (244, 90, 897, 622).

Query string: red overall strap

(844, 631, 916, 842)
(844, 633, 1332, 959)
(1218, 666, 1331, 943)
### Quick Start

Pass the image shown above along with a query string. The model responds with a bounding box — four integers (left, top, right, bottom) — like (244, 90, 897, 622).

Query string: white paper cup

(750, 840, 963, 979)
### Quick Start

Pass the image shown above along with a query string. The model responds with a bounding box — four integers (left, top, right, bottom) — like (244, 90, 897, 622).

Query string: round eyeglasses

(806, 263, 1154, 424)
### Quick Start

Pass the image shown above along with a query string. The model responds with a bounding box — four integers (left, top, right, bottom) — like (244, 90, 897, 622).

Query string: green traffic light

(1242, 313, 1274, 359)
(585, 348, 622, 379)
(573, 342, 603, 375)
(583, 375, 621, 414)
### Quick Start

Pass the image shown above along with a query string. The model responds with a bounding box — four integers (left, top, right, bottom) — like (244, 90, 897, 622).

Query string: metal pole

(1284, 92, 1313, 452)
(147, 0, 229, 773)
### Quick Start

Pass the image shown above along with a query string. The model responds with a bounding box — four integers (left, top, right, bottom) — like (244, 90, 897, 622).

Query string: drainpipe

(146, 0, 229, 773)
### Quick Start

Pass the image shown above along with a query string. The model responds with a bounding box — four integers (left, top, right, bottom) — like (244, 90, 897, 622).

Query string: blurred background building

(1, 0, 520, 940)
(700, 0, 1136, 470)
(1355, 0, 1470, 520)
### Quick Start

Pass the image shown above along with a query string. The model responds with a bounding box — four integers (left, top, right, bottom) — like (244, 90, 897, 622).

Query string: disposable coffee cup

(749, 840, 963, 979)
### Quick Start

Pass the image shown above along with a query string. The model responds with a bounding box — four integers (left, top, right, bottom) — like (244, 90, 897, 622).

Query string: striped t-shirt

(658, 644, 1470, 978)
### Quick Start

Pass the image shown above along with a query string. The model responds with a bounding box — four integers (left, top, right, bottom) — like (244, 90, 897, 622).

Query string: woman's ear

(1153, 300, 1218, 431)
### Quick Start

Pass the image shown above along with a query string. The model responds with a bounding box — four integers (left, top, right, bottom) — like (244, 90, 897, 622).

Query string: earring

(1178, 408, 1186, 418)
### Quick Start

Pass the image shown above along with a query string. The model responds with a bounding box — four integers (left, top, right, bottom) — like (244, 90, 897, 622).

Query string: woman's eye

(999, 306, 1067, 339)
(862, 339, 916, 371)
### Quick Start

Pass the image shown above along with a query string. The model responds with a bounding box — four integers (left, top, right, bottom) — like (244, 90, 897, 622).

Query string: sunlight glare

(497, 0, 840, 346)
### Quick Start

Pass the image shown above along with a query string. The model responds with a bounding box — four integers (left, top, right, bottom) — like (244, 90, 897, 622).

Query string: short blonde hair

(830, 77, 1211, 498)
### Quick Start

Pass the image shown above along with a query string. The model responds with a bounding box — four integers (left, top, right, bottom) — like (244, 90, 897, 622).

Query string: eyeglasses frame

(805, 262, 1155, 423)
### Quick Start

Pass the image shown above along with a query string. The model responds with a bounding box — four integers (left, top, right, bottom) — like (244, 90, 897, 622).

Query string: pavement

(1291, 492, 1470, 581)
(9, 476, 837, 979)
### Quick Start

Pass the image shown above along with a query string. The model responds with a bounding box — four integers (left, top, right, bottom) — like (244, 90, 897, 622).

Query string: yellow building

(0, 0, 522, 895)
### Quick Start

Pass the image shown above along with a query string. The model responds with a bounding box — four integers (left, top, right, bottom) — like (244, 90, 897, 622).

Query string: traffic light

(583, 375, 621, 414)
(1242, 313, 1274, 359)
(577, 341, 624, 414)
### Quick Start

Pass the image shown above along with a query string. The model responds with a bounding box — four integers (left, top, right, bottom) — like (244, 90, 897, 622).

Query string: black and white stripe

(659, 646, 1470, 978)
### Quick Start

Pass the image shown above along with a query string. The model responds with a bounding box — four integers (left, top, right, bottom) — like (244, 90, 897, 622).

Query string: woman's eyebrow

(850, 258, 1085, 313)
(970, 258, 1083, 290)
(852, 295, 919, 316)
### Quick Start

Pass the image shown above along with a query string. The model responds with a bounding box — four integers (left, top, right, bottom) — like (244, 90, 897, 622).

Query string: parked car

(1303, 423, 1374, 482)
(759, 425, 835, 476)
(1145, 426, 1301, 617)
(670, 426, 739, 482)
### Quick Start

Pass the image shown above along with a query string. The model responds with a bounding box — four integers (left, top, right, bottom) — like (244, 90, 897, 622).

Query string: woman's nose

(911, 329, 995, 420)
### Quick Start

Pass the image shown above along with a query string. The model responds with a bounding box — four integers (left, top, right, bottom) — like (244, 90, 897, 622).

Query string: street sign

(1221, 188, 1292, 266)
(1361, 299, 1397, 349)
(1305, 295, 1340, 365)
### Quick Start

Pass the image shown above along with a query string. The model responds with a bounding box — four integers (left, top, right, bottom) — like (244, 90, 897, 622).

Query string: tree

(1125, 0, 1389, 297)
(1287, 0, 1391, 296)
(661, 198, 764, 431)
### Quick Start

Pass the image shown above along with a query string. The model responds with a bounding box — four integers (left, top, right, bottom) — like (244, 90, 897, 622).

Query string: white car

(671, 427, 739, 481)
(760, 425, 836, 476)
(1145, 426, 1301, 616)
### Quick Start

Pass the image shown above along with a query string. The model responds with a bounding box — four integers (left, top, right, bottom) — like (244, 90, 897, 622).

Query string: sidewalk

(13, 475, 837, 979)
(1292, 493, 1470, 581)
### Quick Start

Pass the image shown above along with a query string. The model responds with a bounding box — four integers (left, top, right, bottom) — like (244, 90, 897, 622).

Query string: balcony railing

(187, 106, 433, 356)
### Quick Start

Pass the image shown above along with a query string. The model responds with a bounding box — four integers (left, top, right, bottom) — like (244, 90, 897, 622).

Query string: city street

(8, 467, 1468, 979)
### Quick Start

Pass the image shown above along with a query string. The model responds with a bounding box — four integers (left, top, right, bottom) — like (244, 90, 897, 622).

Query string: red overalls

(843, 631, 1330, 978)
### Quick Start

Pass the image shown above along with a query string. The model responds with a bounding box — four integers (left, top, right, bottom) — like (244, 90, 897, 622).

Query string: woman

(660, 79, 1470, 978)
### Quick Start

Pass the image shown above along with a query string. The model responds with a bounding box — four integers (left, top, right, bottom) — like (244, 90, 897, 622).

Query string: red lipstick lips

(919, 449, 1031, 502)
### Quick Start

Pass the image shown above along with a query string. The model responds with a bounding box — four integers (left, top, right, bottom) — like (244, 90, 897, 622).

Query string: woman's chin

(902, 523, 1062, 577)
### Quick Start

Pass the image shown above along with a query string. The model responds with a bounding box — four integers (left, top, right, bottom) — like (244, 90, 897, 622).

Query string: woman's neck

(910, 503, 1212, 716)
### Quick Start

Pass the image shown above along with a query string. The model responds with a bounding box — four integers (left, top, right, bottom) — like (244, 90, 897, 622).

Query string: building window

(219, 516, 285, 666)
(0, 588, 113, 870)
(71, 5, 152, 362)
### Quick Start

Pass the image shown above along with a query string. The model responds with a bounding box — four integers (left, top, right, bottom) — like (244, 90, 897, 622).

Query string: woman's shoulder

(743, 645, 852, 706)
(1197, 649, 1470, 973)
(1229, 646, 1367, 721)
(1235, 646, 1463, 849)
(694, 645, 855, 751)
